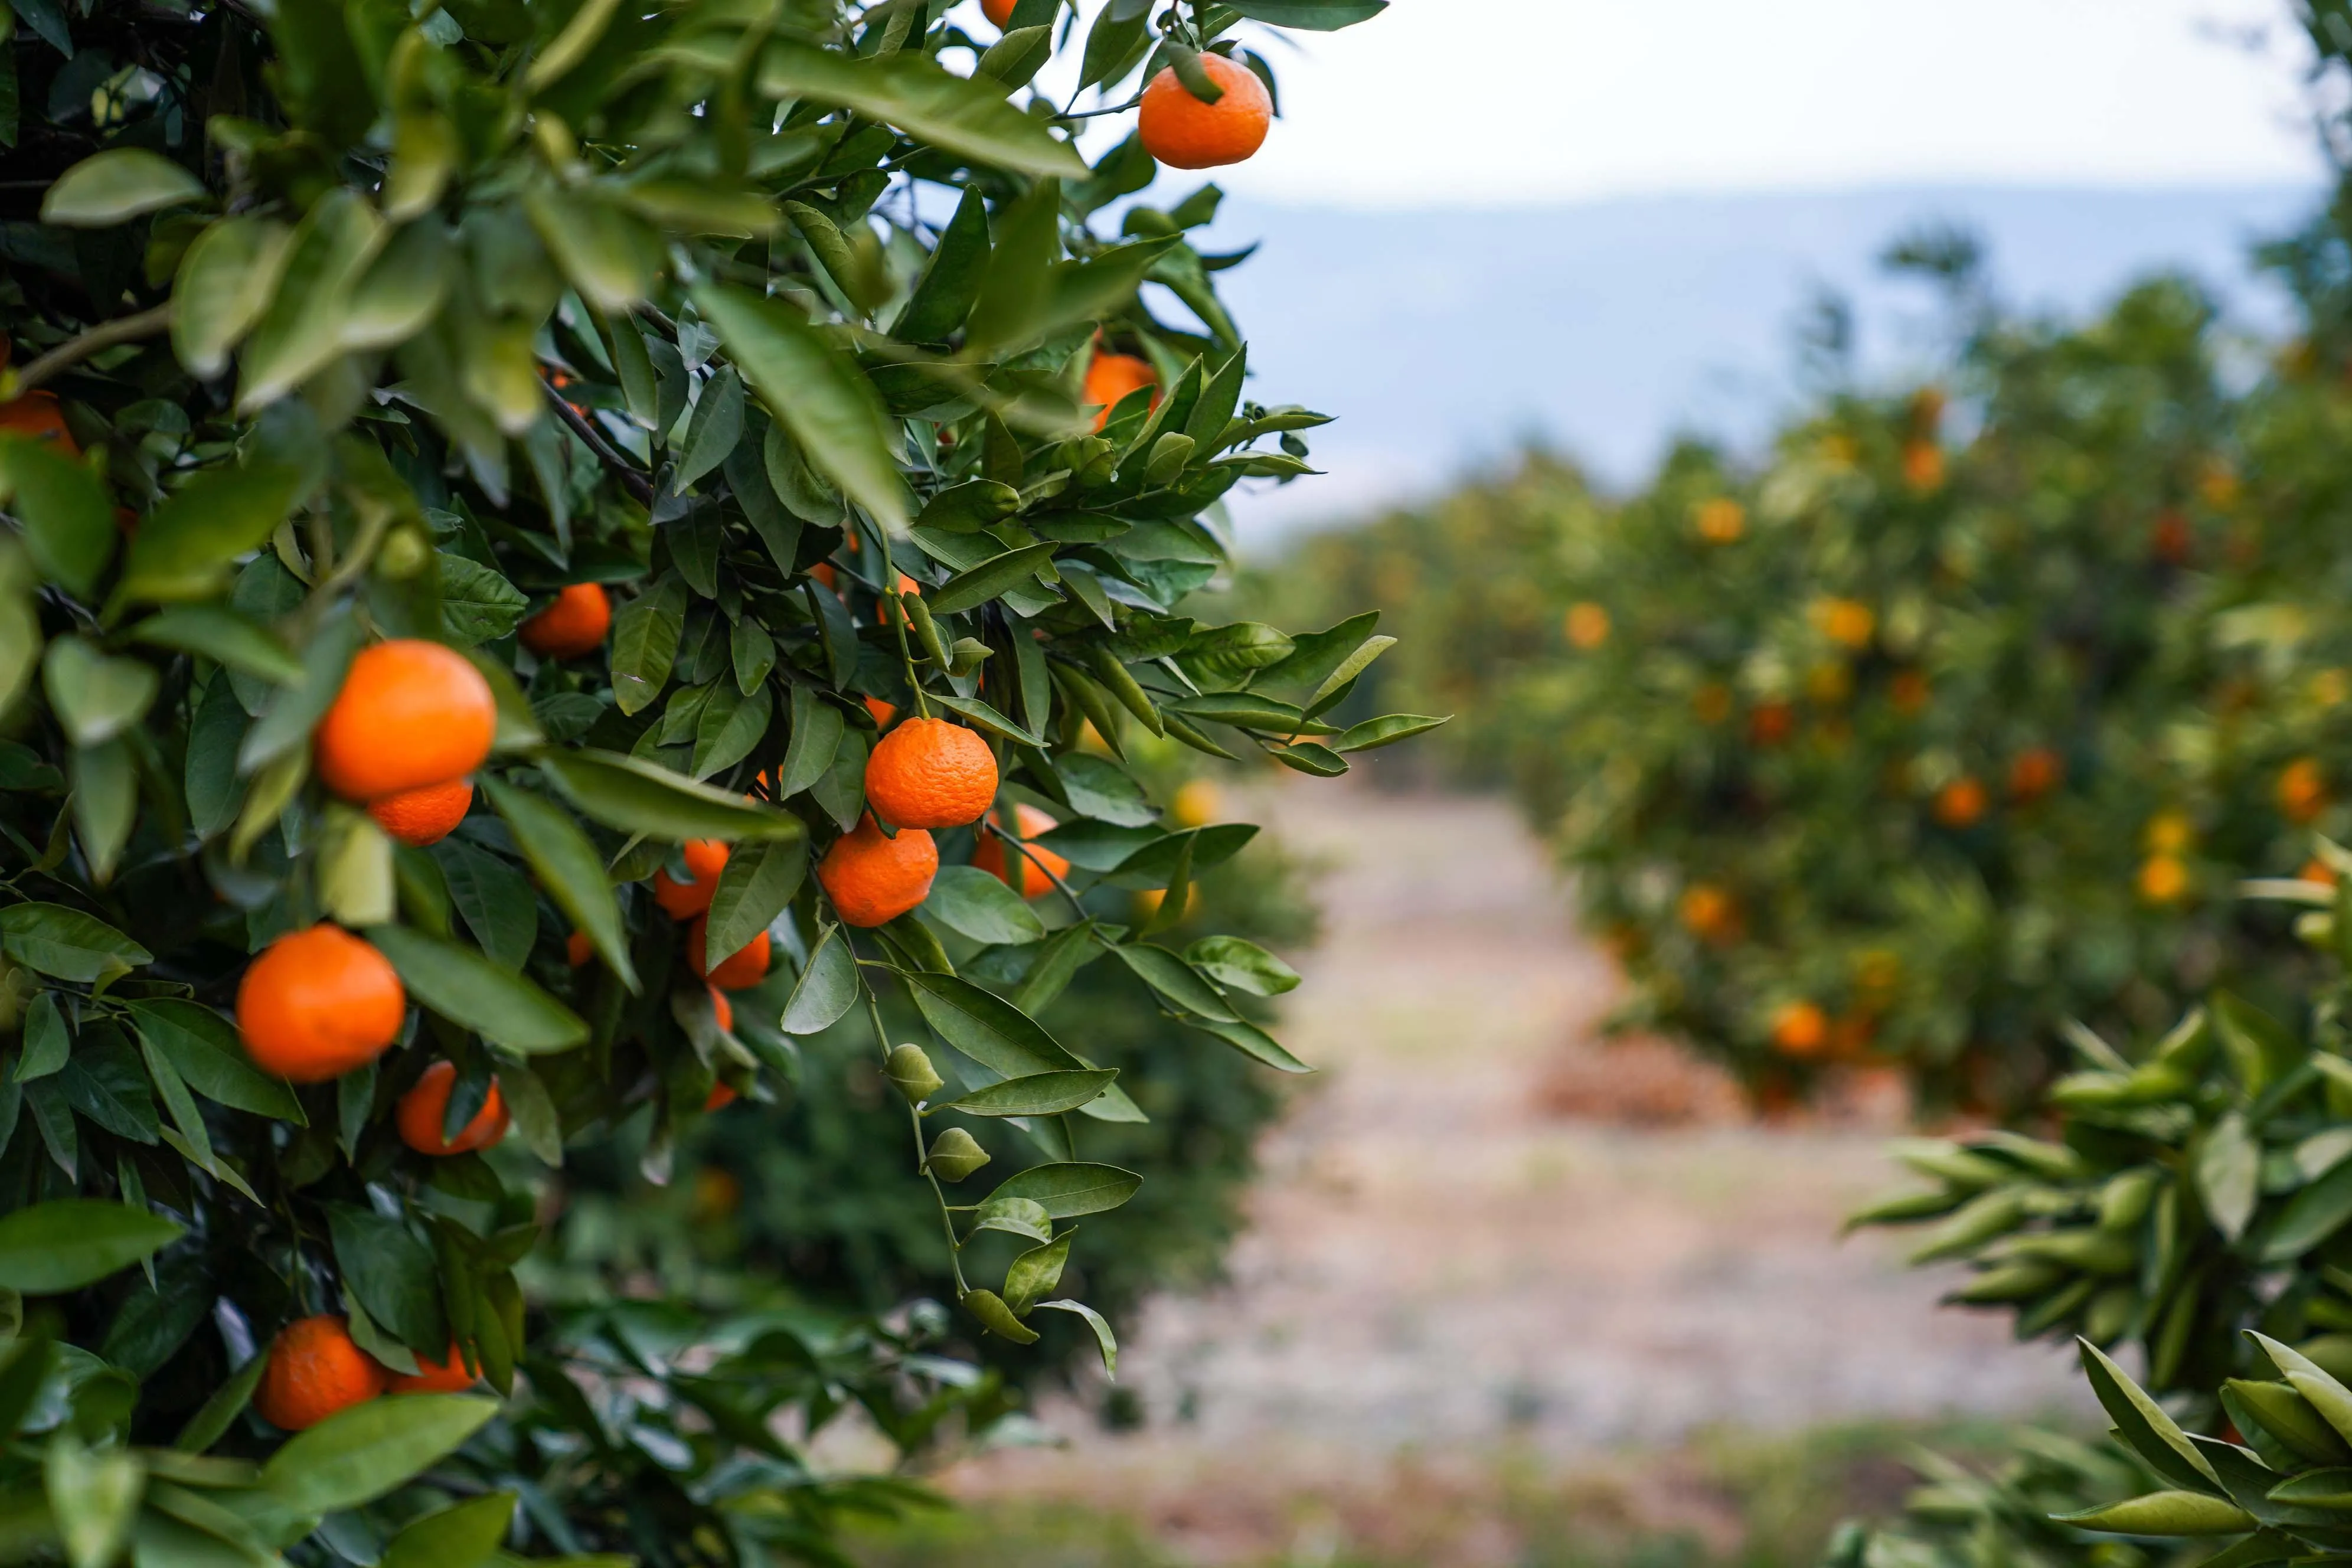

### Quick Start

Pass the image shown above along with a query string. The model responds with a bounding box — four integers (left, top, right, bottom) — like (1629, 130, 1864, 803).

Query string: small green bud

(924, 1126, 990, 1182)
(1144, 432, 1195, 487)
(886, 1043, 944, 1103)
(375, 525, 431, 579)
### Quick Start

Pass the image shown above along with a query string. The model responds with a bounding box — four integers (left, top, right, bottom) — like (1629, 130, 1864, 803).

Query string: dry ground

(924, 781, 2088, 1563)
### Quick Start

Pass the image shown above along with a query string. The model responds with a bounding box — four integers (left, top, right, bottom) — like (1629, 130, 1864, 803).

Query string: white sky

(1020, 0, 2331, 210)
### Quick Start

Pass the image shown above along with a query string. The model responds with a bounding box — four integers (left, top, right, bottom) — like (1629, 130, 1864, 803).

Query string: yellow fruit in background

(1693, 498, 1745, 543)
(2145, 811, 2193, 854)
(1172, 779, 1221, 828)
(1810, 597, 1875, 649)
(2312, 668, 2350, 708)
(1566, 601, 1611, 649)
(2281, 757, 2327, 823)
(1134, 884, 1202, 923)
(1900, 440, 1945, 492)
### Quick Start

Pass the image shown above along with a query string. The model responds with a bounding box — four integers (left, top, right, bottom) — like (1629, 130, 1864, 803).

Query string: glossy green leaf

(759, 41, 1086, 177)
(366, 925, 588, 1054)
(540, 749, 807, 842)
(705, 837, 808, 964)
(128, 606, 304, 685)
(0, 435, 114, 596)
(923, 865, 1048, 945)
(982, 1161, 1142, 1219)
(41, 147, 204, 225)
(482, 776, 638, 991)
(934, 1069, 1115, 1118)
(0, 904, 149, 984)
(0, 1201, 183, 1293)
(900, 969, 1086, 1076)
(262, 1394, 496, 1510)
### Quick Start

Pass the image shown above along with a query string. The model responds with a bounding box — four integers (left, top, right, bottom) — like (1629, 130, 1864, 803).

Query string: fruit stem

(875, 533, 932, 720)
(9, 301, 174, 397)
(865, 974, 966, 1293)
(986, 816, 1090, 922)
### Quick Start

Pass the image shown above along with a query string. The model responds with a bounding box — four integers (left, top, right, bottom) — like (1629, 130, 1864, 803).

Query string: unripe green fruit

(375, 525, 431, 579)
(886, 1043, 943, 1104)
(924, 1126, 989, 1182)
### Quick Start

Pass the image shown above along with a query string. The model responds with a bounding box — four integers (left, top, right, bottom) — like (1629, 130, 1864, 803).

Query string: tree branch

(11, 302, 176, 396)
(542, 380, 655, 506)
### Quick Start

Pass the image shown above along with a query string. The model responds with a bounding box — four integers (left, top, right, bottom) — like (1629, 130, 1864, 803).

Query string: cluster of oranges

(252, 1314, 480, 1431)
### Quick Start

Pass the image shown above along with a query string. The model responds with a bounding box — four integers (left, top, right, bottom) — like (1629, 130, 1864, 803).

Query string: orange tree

(0, 0, 1421, 1557)
(1255, 254, 2352, 1116)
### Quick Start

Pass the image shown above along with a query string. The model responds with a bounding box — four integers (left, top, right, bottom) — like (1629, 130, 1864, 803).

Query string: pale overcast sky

(1018, 0, 2328, 210)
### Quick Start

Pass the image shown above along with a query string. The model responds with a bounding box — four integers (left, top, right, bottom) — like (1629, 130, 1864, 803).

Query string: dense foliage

(0, 0, 1416, 1562)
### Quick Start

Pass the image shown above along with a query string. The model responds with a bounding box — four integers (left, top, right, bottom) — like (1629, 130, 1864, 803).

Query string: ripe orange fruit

(1139, 53, 1271, 170)
(819, 815, 939, 927)
(1172, 779, 1221, 828)
(864, 695, 899, 730)
(654, 839, 730, 919)
(1770, 1001, 1828, 1057)
(865, 717, 997, 828)
(2150, 509, 2192, 565)
(2139, 854, 2190, 905)
(396, 1061, 510, 1156)
(1889, 670, 1930, 714)
(1932, 776, 1987, 828)
(982, 0, 1015, 22)
(1900, 440, 1945, 492)
(1565, 602, 1611, 649)
(0, 391, 77, 456)
(2281, 757, 2327, 822)
(388, 1345, 476, 1394)
(566, 930, 593, 966)
(2008, 748, 2062, 802)
(689, 915, 772, 991)
(1693, 498, 1745, 543)
(1810, 598, 1875, 649)
(519, 583, 612, 660)
(239, 926, 406, 1082)
(367, 778, 473, 847)
(1678, 884, 1738, 944)
(2302, 857, 2337, 887)
(708, 985, 734, 1035)
(1083, 351, 1156, 431)
(973, 803, 1069, 897)
(315, 640, 496, 802)
(255, 1316, 386, 1430)
(1747, 702, 1794, 747)
(1133, 884, 1201, 923)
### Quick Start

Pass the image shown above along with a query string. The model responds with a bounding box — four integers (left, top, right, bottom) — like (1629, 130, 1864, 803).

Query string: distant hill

(1195, 184, 2320, 540)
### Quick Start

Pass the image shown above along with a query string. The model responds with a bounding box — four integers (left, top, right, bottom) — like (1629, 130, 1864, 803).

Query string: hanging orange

(519, 583, 612, 660)
(818, 815, 938, 927)
(238, 926, 406, 1082)
(254, 1316, 386, 1431)
(865, 717, 997, 828)
(654, 839, 730, 918)
(1083, 351, 1157, 431)
(689, 916, 772, 991)
(0, 391, 77, 456)
(367, 778, 473, 847)
(314, 640, 496, 802)
(388, 1344, 478, 1394)
(972, 803, 1068, 898)
(1138, 53, 1272, 170)
(396, 1061, 510, 1155)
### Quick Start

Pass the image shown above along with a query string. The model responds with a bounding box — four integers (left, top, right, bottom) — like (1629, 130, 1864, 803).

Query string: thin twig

(542, 381, 656, 506)
(11, 302, 175, 396)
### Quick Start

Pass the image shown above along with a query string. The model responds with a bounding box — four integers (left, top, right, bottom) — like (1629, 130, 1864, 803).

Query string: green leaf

(0, 1201, 183, 1293)
(365, 925, 588, 1054)
(674, 367, 745, 495)
(2199, 1110, 2259, 1242)
(1057, 753, 1155, 826)
(45, 1436, 142, 1568)
(929, 543, 1057, 616)
(128, 606, 304, 685)
(2055, 1492, 2258, 1536)
(1335, 714, 1449, 752)
(0, 904, 150, 984)
(262, 1394, 496, 1511)
(237, 615, 361, 774)
(1034, 1299, 1118, 1377)
(41, 637, 158, 747)
(172, 217, 295, 380)
(125, 999, 302, 1121)
(118, 462, 309, 603)
(41, 148, 204, 226)
(759, 41, 1087, 178)
(1222, 0, 1385, 23)
(380, 1494, 517, 1568)
(705, 837, 808, 964)
(691, 679, 772, 780)
(1002, 1232, 1070, 1315)
(1111, 942, 1236, 1021)
(900, 969, 1087, 1076)
(329, 1206, 445, 1356)
(1165, 692, 1302, 731)
(609, 574, 688, 716)
(2077, 1337, 2222, 1491)
(2265, 1154, 2352, 1261)
(58, 1031, 158, 1142)
(481, 777, 638, 992)
(0, 433, 115, 596)
(691, 281, 909, 533)
(539, 749, 808, 842)
(972, 1195, 1054, 1243)
(960, 1288, 1040, 1343)
(926, 691, 1042, 747)
(437, 556, 531, 648)
(236, 189, 386, 412)
(432, 838, 537, 972)
(982, 1161, 1142, 1219)
(775, 685, 844, 800)
(780, 923, 860, 1035)
(923, 865, 1047, 945)
(525, 188, 658, 316)
(892, 183, 991, 344)
(18, 992, 66, 1081)
(934, 1069, 1115, 1118)
(1185, 935, 1301, 996)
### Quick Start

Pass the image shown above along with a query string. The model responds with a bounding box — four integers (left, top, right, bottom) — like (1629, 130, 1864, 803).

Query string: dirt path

(939, 782, 2086, 1554)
